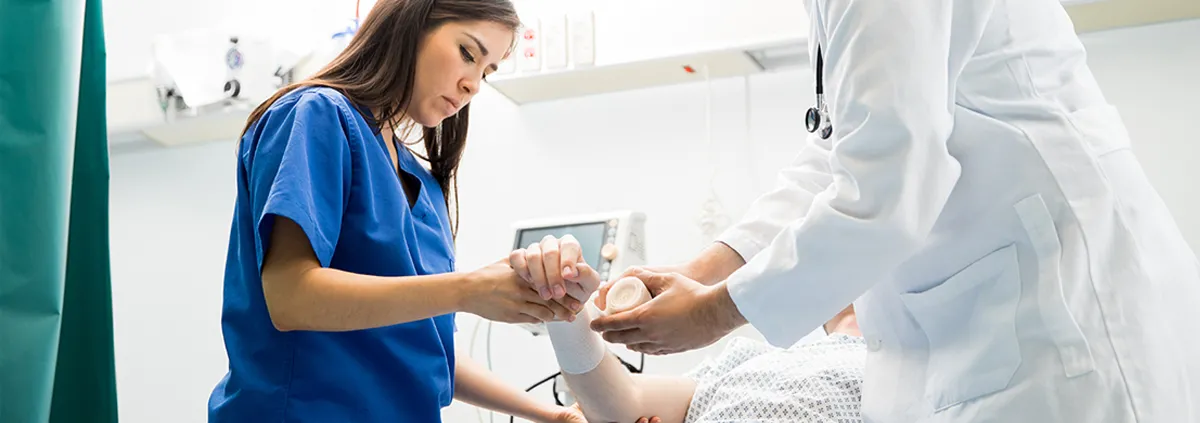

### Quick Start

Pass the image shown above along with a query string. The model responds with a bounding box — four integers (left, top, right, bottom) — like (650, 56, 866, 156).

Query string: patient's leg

(547, 308, 695, 423)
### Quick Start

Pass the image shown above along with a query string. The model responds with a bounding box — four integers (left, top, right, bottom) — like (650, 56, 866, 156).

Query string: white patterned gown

(683, 333, 867, 423)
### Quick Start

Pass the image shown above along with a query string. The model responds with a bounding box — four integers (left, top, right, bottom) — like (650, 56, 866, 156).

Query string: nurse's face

(409, 20, 514, 127)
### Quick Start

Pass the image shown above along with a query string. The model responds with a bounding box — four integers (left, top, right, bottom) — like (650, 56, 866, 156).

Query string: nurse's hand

(510, 235, 597, 309)
(544, 404, 587, 423)
(551, 403, 660, 423)
(590, 268, 748, 355)
(462, 260, 579, 324)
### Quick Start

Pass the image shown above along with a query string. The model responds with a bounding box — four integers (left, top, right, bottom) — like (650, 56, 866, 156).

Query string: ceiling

(1065, 0, 1200, 33)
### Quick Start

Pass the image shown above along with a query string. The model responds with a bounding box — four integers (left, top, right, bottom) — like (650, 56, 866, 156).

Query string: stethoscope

(805, 45, 833, 139)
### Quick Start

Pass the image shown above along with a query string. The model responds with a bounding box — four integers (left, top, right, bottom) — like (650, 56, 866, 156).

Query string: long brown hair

(241, 0, 520, 238)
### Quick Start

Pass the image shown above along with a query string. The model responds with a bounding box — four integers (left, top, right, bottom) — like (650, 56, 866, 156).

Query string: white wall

(108, 18, 1200, 423)
(103, 0, 803, 82)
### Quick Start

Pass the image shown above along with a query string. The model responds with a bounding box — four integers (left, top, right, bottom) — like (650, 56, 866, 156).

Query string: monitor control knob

(601, 244, 619, 261)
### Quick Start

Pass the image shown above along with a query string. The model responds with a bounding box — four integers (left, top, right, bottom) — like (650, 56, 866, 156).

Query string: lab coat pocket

(1014, 194, 1097, 378)
(900, 243, 1022, 412)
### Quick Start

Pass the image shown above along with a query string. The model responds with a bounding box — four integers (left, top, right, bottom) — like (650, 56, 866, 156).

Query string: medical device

(805, 46, 833, 140)
(151, 30, 298, 121)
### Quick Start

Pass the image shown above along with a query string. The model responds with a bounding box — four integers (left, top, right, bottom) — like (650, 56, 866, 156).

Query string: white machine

(150, 29, 300, 117)
(509, 210, 647, 335)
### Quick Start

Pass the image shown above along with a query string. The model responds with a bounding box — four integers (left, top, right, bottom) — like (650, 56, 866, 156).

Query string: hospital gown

(684, 333, 866, 423)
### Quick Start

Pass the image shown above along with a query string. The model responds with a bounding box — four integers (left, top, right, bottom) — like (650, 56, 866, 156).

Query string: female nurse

(206, 0, 587, 421)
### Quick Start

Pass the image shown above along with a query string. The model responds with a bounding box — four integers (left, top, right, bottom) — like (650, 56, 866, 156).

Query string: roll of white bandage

(546, 308, 608, 374)
(603, 276, 652, 315)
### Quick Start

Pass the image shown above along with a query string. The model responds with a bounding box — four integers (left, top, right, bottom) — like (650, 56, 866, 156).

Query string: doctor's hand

(510, 235, 600, 309)
(590, 268, 748, 355)
(594, 264, 691, 311)
(461, 260, 579, 324)
(594, 242, 748, 309)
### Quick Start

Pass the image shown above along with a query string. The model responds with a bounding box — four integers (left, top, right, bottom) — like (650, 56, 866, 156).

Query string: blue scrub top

(209, 86, 458, 422)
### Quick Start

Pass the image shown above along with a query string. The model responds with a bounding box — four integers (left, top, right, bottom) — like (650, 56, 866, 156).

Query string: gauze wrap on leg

(548, 276, 653, 374)
(547, 308, 608, 374)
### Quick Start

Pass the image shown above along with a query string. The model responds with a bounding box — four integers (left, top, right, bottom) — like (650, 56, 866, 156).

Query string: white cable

(469, 318, 486, 423)
(697, 64, 730, 241)
(705, 65, 714, 172)
(487, 321, 495, 423)
(743, 75, 759, 193)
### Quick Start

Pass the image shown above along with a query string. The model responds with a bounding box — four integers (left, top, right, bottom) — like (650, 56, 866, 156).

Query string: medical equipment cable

(488, 321, 496, 423)
(697, 64, 730, 242)
(510, 355, 645, 423)
(743, 75, 759, 193)
(469, 318, 487, 423)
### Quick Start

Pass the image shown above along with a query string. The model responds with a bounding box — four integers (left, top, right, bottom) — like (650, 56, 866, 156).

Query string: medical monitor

(514, 222, 607, 269)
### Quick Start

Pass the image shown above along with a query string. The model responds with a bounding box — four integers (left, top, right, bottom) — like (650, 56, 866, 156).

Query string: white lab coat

(718, 0, 1200, 421)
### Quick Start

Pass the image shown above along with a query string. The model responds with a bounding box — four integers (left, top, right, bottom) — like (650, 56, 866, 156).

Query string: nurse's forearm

(264, 265, 469, 332)
(453, 354, 562, 423)
(263, 216, 503, 332)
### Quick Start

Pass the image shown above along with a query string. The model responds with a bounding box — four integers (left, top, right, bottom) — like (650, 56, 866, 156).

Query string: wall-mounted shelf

(485, 38, 808, 105)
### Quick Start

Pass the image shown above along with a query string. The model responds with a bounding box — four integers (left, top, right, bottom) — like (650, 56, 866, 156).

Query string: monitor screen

(515, 222, 608, 268)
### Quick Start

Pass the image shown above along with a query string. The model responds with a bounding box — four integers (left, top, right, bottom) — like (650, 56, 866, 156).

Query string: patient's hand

(510, 235, 604, 314)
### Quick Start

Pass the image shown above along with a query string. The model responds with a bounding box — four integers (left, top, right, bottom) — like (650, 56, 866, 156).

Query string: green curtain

(0, 0, 119, 421)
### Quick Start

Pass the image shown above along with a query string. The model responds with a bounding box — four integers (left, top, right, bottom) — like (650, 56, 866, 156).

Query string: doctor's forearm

(687, 242, 747, 285)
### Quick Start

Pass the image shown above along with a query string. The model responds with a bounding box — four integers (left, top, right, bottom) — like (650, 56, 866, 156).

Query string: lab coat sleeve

(725, 0, 985, 347)
(717, 133, 834, 262)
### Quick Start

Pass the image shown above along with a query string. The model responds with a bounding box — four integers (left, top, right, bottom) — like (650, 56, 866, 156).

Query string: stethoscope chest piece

(806, 100, 832, 140)
(805, 106, 821, 133)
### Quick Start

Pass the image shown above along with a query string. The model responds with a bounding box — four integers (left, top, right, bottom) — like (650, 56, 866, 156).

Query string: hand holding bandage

(601, 276, 653, 315)
(591, 269, 746, 355)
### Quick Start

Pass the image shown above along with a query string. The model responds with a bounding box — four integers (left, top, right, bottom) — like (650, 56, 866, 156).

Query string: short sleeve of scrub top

(208, 87, 459, 423)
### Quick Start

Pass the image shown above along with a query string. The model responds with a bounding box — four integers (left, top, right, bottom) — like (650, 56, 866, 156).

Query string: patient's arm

(551, 310, 696, 423)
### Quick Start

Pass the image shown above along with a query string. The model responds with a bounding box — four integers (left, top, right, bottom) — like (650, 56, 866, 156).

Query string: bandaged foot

(548, 277, 652, 374)
(547, 310, 608, 374)
(603, 276, 652, 315)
